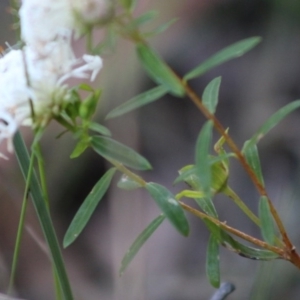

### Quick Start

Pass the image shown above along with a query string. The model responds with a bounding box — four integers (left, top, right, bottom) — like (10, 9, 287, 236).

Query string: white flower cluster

(0, 0, 108, 155)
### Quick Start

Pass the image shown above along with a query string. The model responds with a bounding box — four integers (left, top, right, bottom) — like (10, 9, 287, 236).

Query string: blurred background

(2, 0, 300, 299)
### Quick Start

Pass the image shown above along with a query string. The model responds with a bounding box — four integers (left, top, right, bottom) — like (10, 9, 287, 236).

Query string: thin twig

(179, 201, 286, 257)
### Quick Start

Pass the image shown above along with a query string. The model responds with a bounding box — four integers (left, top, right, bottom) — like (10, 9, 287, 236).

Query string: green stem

(108, 159, 146, 187)
(8, 150, 35, 294)
(224, 186, 284, 247)
(86, 27, 93, 53)
(14, 131, 73, 300)
(224, 186, 260, 226)
(179, 201, 286, 256)
(34, 143, 62, 300)
(34, 144, 50, 207)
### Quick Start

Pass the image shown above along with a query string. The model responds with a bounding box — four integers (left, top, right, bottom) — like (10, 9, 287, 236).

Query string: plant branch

(183, 83, 293, 250)
(179, 201, 286, 257)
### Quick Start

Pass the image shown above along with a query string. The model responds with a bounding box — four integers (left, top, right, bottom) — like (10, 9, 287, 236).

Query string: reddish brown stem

(179, 201, 286, 257)
(183, 83, 294, 250)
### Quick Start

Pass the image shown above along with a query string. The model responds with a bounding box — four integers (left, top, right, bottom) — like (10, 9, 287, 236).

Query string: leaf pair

(66, 135, 153, 247)
(107, 37, 261, 120)
(119, 181, 191, 276)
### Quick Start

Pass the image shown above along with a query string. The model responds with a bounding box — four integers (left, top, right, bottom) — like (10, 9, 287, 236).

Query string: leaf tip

(63, 238, 71, 249)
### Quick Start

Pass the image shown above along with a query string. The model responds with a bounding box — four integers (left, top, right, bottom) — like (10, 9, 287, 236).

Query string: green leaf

(106, 85, 168, 119)
(194, 197, 218, 218)
(64, 168, 116, 248)
(201, 219, 279, 260)
(221, 230, 279, 260)
(88, 122, 111, 136)
(246, 100, 300, 147)
(195, 121, 213, 197)
(202, 77, 222, 114)
(13, 132, 73, 300)
(70, 137, 91, 158)
(144, 18, 178, 37)
(128, 10, 158, 29)
(119, 215, 165, 275)
(259, 196, 276, 245)
(174, 165, 218, 217)
(79, 90, 101, 120)
(136, 43, 185, 97)
(91, 136, 152, 170)
(174, 165, 200, 187)
(202, 219, 221, 240)
(242, 141, 264, 186)
(184, 37, 262, 81)
(209, 153, 235, 165)
(214, 128, 229, 154)
(117, 174, 142, 190)
(146, 183, 189, 236)
(78, 83, 94, 92)
(120, 0, 137, 11)
(206, 235, 220, 288)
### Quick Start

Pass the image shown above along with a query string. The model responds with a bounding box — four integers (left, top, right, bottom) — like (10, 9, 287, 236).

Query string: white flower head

(19, 0, 74, 49)
(0, 42, 102, 154)
(20, 0, 113, 44)
(0, 1, 104, 156)
(0, 49, 30, 153)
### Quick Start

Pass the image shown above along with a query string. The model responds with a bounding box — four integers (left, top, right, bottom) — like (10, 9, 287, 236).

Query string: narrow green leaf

(70, 138, 90, 158)
(246, 100, 300, 146)
(78, 83, 94, 92)
(13, 132, 73, 300)
(259, 196, 276, 245)
(195, 121, 213, 197)
(91, 136, 152, 170)
(136, 43, 185, 97)
(210, 153, 235, 165)
(88, 122, 111, 136)
(202, 77, 222, 114)
(106, 85, 168, 119)
(201, 219, 279, 260)
(144, 18, 178, 37)
(242, 141, 264, 186)
(146, 183, 189, 236)
(184, 37, 262, 81)
(221, 230, 279, 260)
(120, 214, 165, 275)
(194, 197, 218, 218)
(202, 219, 221, 241)
(117, 174, 142, 190)
(174, 165, 200, 187)
(206, 235, 220, 288)
(128, 11, 158, 29)
(64, 168, 116, 248)
(79, 90, 101, 120)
